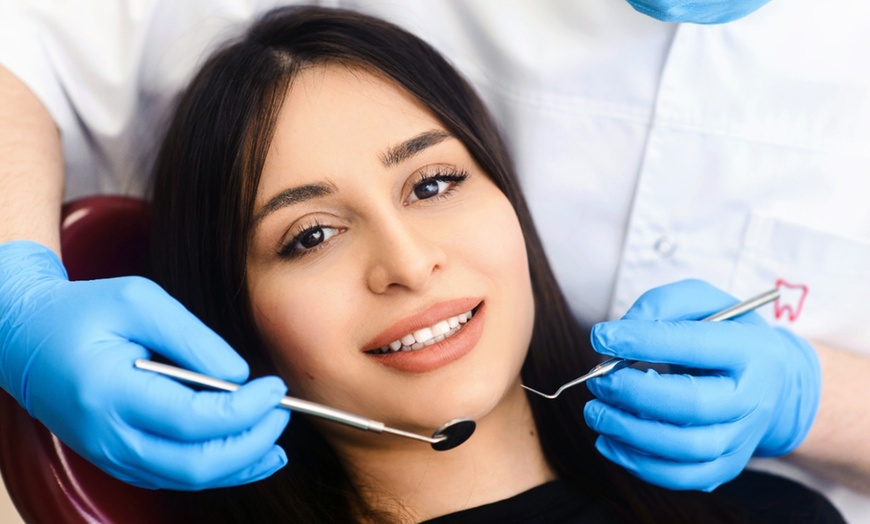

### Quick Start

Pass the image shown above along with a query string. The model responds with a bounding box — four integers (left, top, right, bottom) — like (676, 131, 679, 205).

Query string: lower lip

(365, 303, 485, 373)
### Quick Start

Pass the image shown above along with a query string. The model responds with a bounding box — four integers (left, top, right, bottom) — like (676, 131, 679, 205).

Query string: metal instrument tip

(521, 384, 559, 399)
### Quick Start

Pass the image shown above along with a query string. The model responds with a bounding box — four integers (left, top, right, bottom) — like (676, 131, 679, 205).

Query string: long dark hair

(150, 6, 744, 522)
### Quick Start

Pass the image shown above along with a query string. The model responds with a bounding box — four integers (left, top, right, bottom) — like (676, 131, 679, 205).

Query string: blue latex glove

(0, 241, 290, 490)
(625, 0, 772, 24)
(584, 279, 820, 491)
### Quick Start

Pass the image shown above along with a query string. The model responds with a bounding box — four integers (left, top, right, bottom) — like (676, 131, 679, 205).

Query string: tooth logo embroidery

(774, 279, 808, 322)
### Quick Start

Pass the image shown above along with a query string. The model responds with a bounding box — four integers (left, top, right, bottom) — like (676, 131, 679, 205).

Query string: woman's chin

(396, 386, 512, 435)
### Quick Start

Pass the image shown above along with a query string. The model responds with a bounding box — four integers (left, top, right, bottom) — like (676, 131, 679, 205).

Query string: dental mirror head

(431, 418, 476, 451)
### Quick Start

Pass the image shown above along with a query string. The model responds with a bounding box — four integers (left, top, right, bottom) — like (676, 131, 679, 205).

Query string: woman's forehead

(283, 63, 433, 125)
(263, 64, 447, 175)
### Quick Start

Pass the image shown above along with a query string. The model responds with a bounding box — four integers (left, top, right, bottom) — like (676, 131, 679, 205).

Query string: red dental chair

(0, 196, 173, 523)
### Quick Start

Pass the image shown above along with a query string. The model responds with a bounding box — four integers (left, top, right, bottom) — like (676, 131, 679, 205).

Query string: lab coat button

(654, 236, 676, 257)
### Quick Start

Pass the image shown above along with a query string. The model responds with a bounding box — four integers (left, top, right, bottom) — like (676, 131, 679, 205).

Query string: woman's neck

(331, 384, 556, 522)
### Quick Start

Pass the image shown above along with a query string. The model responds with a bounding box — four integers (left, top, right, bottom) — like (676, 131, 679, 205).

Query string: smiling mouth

(365, 305, 480, 354)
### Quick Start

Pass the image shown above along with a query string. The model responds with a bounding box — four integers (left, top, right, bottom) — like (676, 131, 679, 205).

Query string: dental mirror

(431, 418, 476, 450)
(134, 359, 475, 451)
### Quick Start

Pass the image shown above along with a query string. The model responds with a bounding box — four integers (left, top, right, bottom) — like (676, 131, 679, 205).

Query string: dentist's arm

(0, 65, 290, 490)
(586, 292, 870, 495)
(584, 279, 821, 491)
(0, 64, 62, 250)
(791, 343, 870, 493)
(585, 280, 870, 495)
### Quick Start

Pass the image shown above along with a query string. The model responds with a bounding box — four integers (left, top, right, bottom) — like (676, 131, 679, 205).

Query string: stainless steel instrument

(521, 288, 782, 400)
(134, 359, 475, 450)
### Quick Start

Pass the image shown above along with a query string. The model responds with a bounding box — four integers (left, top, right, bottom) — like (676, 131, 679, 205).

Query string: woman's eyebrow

(251, 182, 336, 227)
(251, 130, 451, 228)
(381, 130, 453, 167)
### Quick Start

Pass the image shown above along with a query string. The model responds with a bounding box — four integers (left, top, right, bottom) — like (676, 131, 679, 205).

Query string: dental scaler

(522, 288, 781, 400)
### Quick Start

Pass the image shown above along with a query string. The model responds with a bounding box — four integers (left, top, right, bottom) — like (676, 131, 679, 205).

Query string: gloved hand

(0, 240, 290, 490)
(583, 279, 820, 491)
(625, 0, 772, 24)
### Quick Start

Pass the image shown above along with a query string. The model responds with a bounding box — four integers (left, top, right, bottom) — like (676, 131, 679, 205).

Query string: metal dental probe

(134, 359, 476, 451)
(521, 287, 782, 400)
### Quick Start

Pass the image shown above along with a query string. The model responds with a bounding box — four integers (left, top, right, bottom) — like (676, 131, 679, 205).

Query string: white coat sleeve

(0, 2, 82, 163)
(0, 0, 286, 200)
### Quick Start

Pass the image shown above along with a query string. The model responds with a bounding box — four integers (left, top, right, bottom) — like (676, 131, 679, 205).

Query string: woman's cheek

(250, 264, 358, 387)
(249, 279, 316, 372)
(472, 194, 529, 273)
(477, 194, 536, 335)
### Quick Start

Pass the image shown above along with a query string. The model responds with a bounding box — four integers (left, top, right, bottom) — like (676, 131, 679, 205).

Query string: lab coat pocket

(729, 212, 870, 355)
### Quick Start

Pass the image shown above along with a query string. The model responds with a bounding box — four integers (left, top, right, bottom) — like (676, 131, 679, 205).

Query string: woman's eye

(412, 179, 449, 201)
(406, 171, 468, 204)
(280, 224, 341, 258)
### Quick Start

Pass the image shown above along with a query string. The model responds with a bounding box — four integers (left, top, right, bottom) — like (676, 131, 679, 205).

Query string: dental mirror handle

(134, 359, 441, 445)
(522, 287, 782, 399)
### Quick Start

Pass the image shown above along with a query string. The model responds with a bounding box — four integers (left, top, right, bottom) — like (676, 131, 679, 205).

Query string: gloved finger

(114, 408, 290, 490)
(625, 0, 771, 24)
(118, 444, 288, 490)
(621, 279, 738, 321)
(125, 371, 289, 441)
(200, 445, 289, 489)
(586, 368, 749, 425)
(584, 399, 762, 462)
(619, 279, 768, 327)
(595, 435, 749, 492)
(591, 319, 776, 369)
(107, 276, 249, 382)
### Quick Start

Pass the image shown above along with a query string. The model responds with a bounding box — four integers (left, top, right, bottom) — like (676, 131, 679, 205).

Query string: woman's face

(247, 64, 534, 443)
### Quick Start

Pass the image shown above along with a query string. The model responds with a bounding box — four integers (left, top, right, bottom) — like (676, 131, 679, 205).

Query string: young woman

(149, 6, 842, 523)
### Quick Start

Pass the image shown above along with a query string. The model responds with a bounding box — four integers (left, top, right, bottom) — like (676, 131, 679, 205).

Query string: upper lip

(362, 297, 483, 352)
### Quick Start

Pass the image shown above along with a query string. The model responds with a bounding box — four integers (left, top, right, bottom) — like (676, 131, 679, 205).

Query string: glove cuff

(0, 240, 68, 279)
(0, 240, 69, 405)
(756, 327, 822, 456)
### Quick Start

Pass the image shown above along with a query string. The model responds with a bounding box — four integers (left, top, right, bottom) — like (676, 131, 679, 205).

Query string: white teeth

(432, 320, 450, 337)
(372, 309, 474, 354)
(413, 327, 434, 344)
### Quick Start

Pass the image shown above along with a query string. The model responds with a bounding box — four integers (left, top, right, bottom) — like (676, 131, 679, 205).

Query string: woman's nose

(365, 217, 446, 294)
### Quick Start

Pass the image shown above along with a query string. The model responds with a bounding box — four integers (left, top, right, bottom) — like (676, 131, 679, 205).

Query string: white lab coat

(2, 0, 869, 519)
